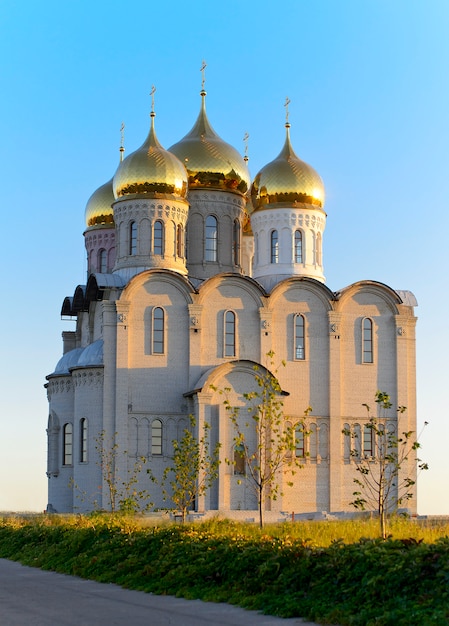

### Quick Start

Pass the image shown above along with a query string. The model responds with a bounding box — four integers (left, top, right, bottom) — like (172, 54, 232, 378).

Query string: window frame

(232, 218, 240, 266)
(152, 307, 165, 355)
(98, 248, 107, 273)
(362, 317, 374, 364)
(129, 221, 137, 255)
(233, 443, 246, 475)
(224, 310, 236, 358)
(63, 423, 73, 466)
(80, 418, 88, 463)
(153, 220, 164, 255)
(295, 424, 305, 458)
(270, 229, 279, 264)
(205, 215, 218, 262)
(294, 229, 303, 263)
(151, 419, 163, 455)
(294, 313, 306, 360)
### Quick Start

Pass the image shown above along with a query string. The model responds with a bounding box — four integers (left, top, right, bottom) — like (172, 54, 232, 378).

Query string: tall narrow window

(177, 224, 183, 257)
(98, 249, 107, 272)
(271, 230, 279, 263)
(232, 219, 240, 266)
(154, 220, 164, 255)
(294, 230, 303, 263)
(63, 423, 73, 466)
(234, 443, 245, 475)
(129, 221, 137, 255)
(80, 418, 88, 463)
(294, 314, 305, 360)
(295, 425, 305, 458)
(224, 311, 236, 357)
(151, 419, 162, 455)
(205, 215, 218, 261)
(362, 318, 373, 363)
(363, 424, 374, 457)
(152, 307, 165, 354)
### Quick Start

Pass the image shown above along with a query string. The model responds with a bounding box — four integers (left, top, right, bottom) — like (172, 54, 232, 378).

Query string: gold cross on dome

(150, 85, 156, 113)
(200, 60, 207, 90)
(119, 122, 125, 161)
(243, 132, 249, 158)
(284, 96, 291, 124)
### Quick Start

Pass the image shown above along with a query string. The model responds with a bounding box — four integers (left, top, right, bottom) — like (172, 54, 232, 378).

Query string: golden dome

(113, 113, 188, 200)
(169, 91, 250, 195)
(85, 179, 115, 228)
(251, 124, 325, 210)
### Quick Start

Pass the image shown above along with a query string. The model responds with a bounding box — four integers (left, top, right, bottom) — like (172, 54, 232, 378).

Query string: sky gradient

(1, 0, 448, 514)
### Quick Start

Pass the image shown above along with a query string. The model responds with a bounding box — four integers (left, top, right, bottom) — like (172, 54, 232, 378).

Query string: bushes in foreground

(0, 515, 448, 626)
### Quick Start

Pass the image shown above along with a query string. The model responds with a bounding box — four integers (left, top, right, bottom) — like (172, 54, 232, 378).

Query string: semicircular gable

(73, 285, 87, 312)
(120, 268, 195, 304)
(336, 280, 402, 314)
(61, 296, 74, 317)
(184, 359, 288, 397)
(269, 276, 335, 311)
(197, 273, 267, 307)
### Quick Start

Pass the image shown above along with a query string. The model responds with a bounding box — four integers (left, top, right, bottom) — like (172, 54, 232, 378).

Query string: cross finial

(200, 60, 207, 90)
(150, 85, 156, 114)
(284, 96, 291, 125)
(243, 132, 249, 161)
(119, 122, 125, 162)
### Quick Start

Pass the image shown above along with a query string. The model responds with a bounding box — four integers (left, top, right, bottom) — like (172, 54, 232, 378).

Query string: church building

(45, 81, 418, 518)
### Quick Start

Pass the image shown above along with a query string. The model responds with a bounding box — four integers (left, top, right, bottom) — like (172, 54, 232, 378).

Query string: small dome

(113, 113, 188, 200)
(169, 91, 250, 195)
(251, 125, 325, 210)
(52, 347, 84, 375)
(85, 179, 115, 228)
(77, 339, 103, 368)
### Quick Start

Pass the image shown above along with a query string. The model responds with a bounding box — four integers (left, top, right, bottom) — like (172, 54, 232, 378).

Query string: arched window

(362, 318, 373, 363)
(294, 230, 303, 263)
(177, 224, 183, 257)
(98, 249, 107, 273)
(363, 424, 374, 457)
(152, 307, 165, 354)
(129, 221, 137, 255)
(80, 418, 88, 463)
(294, 314, 305, 360)
(205, 215, 218, 261)
(270, 230, 279, 263)
(234, 443, 245, 475)
(63, 423, 73, 466)
(151, 419, 162, 455)
(232, 219, 240, 266)
(295, 424, 305, 458)
(153, 220, 164, 255)
(224, 311, 236, 357)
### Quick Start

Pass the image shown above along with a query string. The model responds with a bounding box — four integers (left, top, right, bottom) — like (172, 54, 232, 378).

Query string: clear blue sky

(1, 0, 448, 513)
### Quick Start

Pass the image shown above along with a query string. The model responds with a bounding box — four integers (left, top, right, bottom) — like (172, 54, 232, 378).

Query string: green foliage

(343, 391, 428, 538)
(213, 351, 311, 527)
(158, 416, 220, 522)
(0, 515, 449, 625)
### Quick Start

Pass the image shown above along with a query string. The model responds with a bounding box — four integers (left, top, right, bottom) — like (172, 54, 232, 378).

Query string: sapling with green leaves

(159, 415, 220, 523)
(213, 351, 311, 528)
(342, 391, 428, 538)
(95, 431, 153, 513)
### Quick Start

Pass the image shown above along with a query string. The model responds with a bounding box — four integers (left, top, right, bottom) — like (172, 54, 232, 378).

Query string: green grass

(0, 514, 448, 625)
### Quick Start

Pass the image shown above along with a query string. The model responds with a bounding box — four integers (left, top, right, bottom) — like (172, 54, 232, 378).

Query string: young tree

(95, 431, 153, 513)
(343, 391, 428, 538)
(214, 352, 311, 528)
(160, 415, 220, 523)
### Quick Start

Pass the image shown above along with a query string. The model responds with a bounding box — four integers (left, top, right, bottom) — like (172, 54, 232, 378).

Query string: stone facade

(46, 95, 418, 517)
